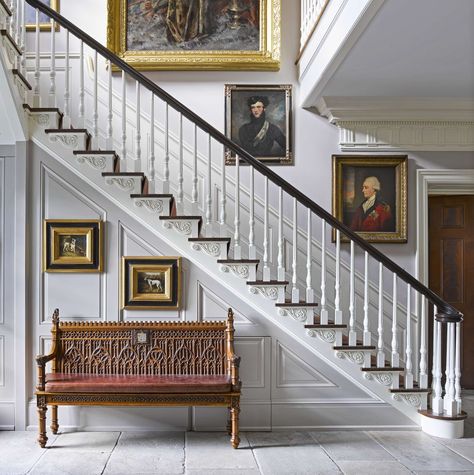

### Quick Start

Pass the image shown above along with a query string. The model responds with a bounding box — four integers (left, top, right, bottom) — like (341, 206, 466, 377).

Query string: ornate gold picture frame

(225, 84, 292, 164)
(43, 220, 104, 272)
(332, 155, 408, 243)
(107, 0, 281, 71)
(121, 256, 182, 310)
(25, 0, 59, 31)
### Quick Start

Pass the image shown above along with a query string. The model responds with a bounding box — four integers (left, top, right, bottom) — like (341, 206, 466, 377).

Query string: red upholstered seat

(45, 373, 232, 393)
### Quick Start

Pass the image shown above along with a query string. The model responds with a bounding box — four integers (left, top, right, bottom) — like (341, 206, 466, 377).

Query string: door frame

(416, 169, 474, 286)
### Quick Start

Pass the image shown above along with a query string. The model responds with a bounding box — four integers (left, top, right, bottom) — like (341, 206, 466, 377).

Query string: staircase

(0, 0, 467, 438)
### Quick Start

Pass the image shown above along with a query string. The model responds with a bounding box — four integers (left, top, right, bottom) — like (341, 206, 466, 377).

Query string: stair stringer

(28, 126, 423, 427)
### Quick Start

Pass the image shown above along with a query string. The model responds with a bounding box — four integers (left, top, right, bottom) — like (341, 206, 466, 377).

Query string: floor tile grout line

(100, 431, 122, 475)
(26, 432, 60, 474)
(244, 432, 264, 475)
(182, 430, 186, 475)
(307, 431, 345, 474)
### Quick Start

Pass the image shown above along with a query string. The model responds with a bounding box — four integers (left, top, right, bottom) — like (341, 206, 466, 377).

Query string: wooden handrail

(25, 0, 462, 322)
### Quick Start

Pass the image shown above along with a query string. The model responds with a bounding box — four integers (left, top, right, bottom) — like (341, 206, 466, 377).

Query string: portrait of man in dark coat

(238, 95, 286, 157)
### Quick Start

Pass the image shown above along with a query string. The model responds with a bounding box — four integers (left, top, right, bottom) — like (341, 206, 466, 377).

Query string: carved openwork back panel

(55, 323, 228, 376)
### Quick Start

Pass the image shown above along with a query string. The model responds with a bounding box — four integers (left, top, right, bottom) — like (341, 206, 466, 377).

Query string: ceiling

(321, 0, 474, 99)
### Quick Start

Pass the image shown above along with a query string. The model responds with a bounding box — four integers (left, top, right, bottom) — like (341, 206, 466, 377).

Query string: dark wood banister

(25, 0, 462, 322)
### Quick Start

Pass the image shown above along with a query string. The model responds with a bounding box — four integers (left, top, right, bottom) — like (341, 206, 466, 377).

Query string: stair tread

(161, 216, 202, 220)
(305, 323, 346, 329)
(12, 69, 32, 90)
(102, 172, 145, 176)
(276, 302, 318, 307)
(333, 345, 376, 350)
(45, 128, 90, 134)
(23, 104, 62, 114)
(247, 280, 289, 285)
(189, 237, 229, 242)
(0, 29, 21, 55)
(0, 0, 13, 16)
(361, 367, 405, 372)
(217, 259, 259, 263)
(130, 194, 173, 198)
(390, 387, 431, 393)
(73, 150, 118, 156)
(418, 409, 468, 421)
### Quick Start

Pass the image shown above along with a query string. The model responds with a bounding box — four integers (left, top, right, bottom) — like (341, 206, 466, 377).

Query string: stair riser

(104, 176, 143, 196)
(132, 197, 172, 217)
(0, 8, 10, 30)
(74, 154, 116, 174)
(335, 349, 372, 368)
(248, 285, 286, 304)
(162, 219, 200, 238)
(392, 392, 428, 411)
(306, 328, 343, 346)
(190, 241, 228, 260)
(0, 33, 19, 69)
(219, 263, 257, 281)
(363, 371, 401, 389)
(26, 111, 61, 131)
(47, 132, 88, 151)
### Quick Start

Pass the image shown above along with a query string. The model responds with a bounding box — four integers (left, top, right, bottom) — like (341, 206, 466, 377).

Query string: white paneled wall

(21, 142, 415, 431)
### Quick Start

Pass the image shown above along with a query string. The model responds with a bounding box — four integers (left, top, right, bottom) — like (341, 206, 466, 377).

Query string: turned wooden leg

(51, 405, 59, 434)
(230, 400, 240, 449)
(37, 403, 48, 448)
(226, 410, 232, 435)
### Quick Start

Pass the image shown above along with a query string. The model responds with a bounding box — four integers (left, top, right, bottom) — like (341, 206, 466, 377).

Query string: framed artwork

(25, 0, 59, 31)
(121, 256, 182, 310)
(107, 0, 281, 71)
(43, 220, 104, 272)
(332, 155, 408, 243)
(225, 84, 292, 165)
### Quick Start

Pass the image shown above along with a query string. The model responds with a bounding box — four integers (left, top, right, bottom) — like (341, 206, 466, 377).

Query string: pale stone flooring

(1, 395, 473, 475)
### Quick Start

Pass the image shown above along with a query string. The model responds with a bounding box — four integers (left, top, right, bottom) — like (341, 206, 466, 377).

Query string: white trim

(416, 169, 474, 286)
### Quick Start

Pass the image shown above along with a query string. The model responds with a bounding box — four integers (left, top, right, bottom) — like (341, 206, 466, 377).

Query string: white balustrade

(148, 93, 156, 193)
(405, 284, 413, 389)
(219, 145, 226, 229)
(33, 8, 40, 107)
(62, 30, 70, 128)
(134, 81, 141, 171)
(320, 220, 327, 322)
(334, 230, 341, 324)
(277, 187, 284, 280)
(391, 274, 399, 367)
(233, 155, 241, 258)
(262, 176, 270, 281)
(291, 198, 299, 301)
(177, 113, 184, 209)
(121, 70, 127, 169)
(444, 322, 456, 415)
(348, 240, 356, 345)
(432, 306, 444, 414)
(455, 322, 462, 414)
(191, 125, 198, 213)
(163, 102, 170, 193)
(91, 50, 98, 148)
(306, 209, 314, 303)
(106, 60, 113, 149)
(300, 0, 329, 49)
(205, 135, 211, 225)
(363, 252, 370, 345)
(419, 296, 428, 388)
(248, 167, 256, 259)
(20, 0, 26, 75)
(48, 17, 55, 107)
(78, 40, 84, 127)
(376, 262, 384, 367)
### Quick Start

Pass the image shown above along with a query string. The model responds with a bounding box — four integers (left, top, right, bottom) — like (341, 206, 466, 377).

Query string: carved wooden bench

(35, 308, 241, 448)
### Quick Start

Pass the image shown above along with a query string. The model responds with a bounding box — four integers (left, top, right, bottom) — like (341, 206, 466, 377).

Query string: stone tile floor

(0, 394, 472, 475)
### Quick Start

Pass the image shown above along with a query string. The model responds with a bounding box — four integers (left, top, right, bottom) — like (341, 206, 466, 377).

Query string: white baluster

(405, 284, 413, 389)
(377, 262, 384, 367)
(248, 167, 256, 260)
(33, 9, 40, 107)
(121, 70, 127, 171)
(306, 209, 314, 304)
(391, 273, 399, 367)
(148, 93, 155, 193)
(320, 220, 328, 323)
(455, 321, 462, 414)
(92, 50, 99, 149)
(348, 241, 356, 345)
(177, 113, 184, 211)
(363, 252, 370, 345)
(9, 0, 15, 42)
(205, 135, 212, 225)
(20, 0, 26, 76)
(334, 230, 342, 324)
(291, 198, 299, 302)
(277, 187, 284, 280)
(219, 146, 226, 230)
(262, 177, 270, 281)
(432, 306, 444, 414)
(233, 155, 241, 258)
(444, 322, 456, 416)
(62, 30, 71, 128)
(106, 60, 113, 149)
(419, 296, 428, 388)
(48, 17, 56, 107)
(163, 103, 170, 193)
(78, 41, 84, 128)
(191, 125, 198, 214)
(134, 81, 141, 172)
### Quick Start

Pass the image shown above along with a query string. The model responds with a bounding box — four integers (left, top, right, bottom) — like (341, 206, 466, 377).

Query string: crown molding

(315, 96, 474, 151)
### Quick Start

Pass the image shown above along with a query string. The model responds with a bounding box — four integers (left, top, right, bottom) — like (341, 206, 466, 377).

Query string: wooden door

(429, 195, 474, 389)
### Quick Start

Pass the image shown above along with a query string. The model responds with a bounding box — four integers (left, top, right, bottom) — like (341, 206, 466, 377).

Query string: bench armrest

(36, 309, 60, 391)
(230, 354, 241, 391)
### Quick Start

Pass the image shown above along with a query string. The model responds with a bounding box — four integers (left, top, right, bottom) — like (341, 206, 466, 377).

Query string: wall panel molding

(0, 157, 4, 324)
(0, 336, 4, 386)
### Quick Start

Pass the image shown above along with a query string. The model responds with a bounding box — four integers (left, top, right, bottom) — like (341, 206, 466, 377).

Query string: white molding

(0, 156, 4, 325)
(416, 169, 474, 286)
(0, 336, 4, 386)
(298, 0, 385, 107)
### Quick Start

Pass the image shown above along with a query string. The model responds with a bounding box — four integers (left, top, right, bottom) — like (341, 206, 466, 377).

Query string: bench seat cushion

(45, 373, 232, 393)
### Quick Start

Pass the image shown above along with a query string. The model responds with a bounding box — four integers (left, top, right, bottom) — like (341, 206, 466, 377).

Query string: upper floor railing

(300, 0, 330, 52)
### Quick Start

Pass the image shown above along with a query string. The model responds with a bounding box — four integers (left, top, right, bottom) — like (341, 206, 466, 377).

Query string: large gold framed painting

(107, 0, 281, 70)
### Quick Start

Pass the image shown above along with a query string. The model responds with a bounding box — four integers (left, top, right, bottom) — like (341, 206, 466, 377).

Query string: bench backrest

(48, 310, 236, 376)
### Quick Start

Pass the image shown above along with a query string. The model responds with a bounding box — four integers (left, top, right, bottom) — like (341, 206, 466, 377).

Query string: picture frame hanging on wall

(121, 256, 182, 310)
(225, 84, 292, 165)
(43, 219, 104, 272)
(25, 0, 60, 31)
(332, 155, 408, 243)
(106, 0, 281, 71)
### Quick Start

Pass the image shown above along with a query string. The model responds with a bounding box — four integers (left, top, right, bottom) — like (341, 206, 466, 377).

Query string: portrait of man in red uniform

(350, 176, 393, 232)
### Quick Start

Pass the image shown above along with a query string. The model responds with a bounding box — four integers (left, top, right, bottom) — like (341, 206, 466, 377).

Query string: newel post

(226, 308, 241, 390)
